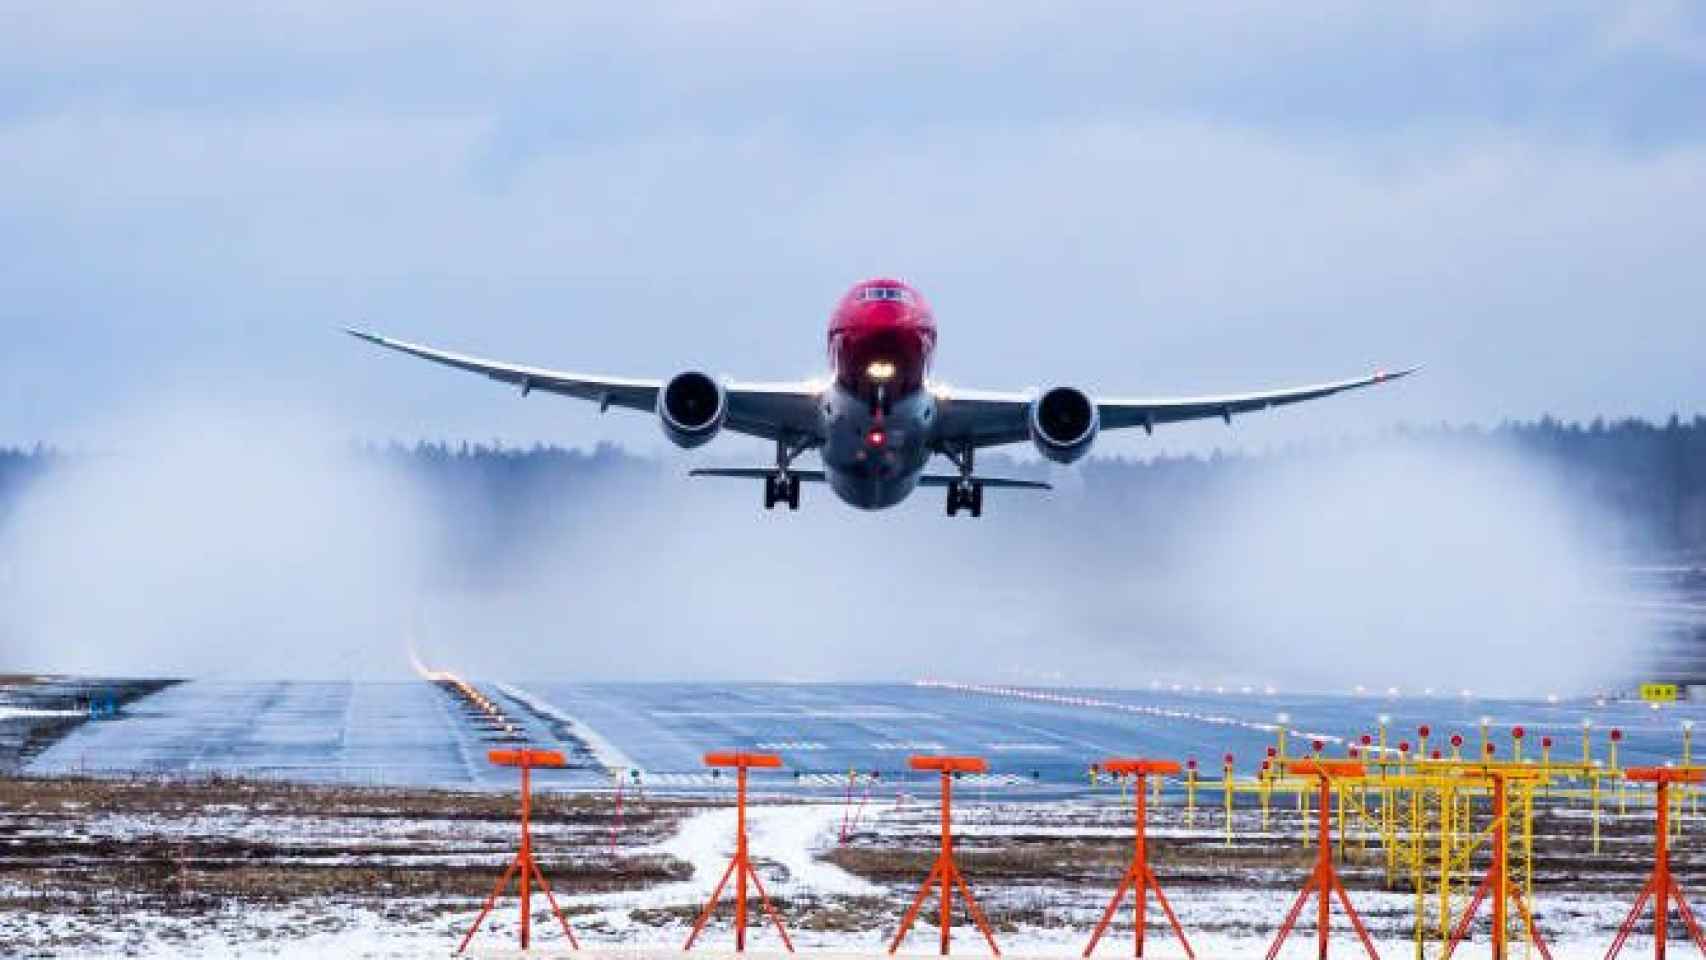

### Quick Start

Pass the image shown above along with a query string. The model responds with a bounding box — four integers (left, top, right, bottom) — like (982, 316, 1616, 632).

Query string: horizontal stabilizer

(689, 468, 828, 482)
(917, 474, 1051, 490)
(689, 468, 1048, 491)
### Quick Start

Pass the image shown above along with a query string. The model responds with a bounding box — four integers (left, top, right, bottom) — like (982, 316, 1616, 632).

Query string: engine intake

(1029, 386, 1099, 463)
(658, 371, 726, 448)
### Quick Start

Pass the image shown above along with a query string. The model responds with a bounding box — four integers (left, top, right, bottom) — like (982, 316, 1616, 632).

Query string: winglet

(1372, 364, 1422, 384)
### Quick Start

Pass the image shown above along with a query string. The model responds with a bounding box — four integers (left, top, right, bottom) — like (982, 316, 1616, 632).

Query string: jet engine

(1029, 386, 1099, 463)
(657, 371, 726, 448)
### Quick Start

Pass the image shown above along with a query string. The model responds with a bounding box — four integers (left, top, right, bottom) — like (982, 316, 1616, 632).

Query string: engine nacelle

(1029, 386, 1099, 464)
(657, 370, 727, 448)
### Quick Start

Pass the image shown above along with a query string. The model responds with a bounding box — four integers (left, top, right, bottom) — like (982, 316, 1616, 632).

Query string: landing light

(867, 360, 896, 382)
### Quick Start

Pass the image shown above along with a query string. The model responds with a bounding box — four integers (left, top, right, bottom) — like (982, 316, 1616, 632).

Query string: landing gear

(764, 474, 801, 511)
(942, 443, 982, 518)
(945, 480, 983, 518)
(764, 438, 809, 511)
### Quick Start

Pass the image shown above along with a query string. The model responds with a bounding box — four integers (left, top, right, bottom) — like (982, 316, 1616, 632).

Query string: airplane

(347, 278, 1414, 517)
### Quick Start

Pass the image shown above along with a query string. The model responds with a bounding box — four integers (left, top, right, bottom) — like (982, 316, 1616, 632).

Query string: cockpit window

(859, 286, 913, 303)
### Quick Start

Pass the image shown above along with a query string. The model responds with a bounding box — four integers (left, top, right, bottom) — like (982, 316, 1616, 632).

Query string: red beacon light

(1542, 736, 1554, 749)
(1266, 746, 1278, 758)
(1398, 741, 1411, 754)
(1484, 742, 1497, 757)
(1311, 739, 1325, 754)
(1450, 733, 1465, 748)
(1360, 734, 1372, 746)
(1186, 758, 1198, 771)
(1431, 749, 1443, 760)
(1512, 726, 1526, 741)
(1418, 725, 1431, 738)
(1611, 728, 1624, 743)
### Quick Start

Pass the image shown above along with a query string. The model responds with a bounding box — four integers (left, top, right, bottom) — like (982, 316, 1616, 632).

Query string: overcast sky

(2, 3, 1702, 457)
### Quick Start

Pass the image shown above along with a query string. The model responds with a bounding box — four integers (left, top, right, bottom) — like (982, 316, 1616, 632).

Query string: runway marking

(985, 742, 1062, 753)
(650, 710, 939, 719)
(916, 679, 1345, 748)
(755, 741, 828, 750)
(871, 740, 947, 751)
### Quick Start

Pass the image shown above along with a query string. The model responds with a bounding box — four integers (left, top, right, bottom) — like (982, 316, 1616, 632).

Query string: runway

(22, 679, 1706, 790)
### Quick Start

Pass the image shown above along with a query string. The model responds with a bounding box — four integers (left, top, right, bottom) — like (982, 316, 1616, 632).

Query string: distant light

(1386, 686, 1400, 698)
(1547, 693, 1560, 704)
(867, 359, 897, 382)
(1276, 712, 1291, 725)
(1685, 720, 1696, 731)
(1377, 714, 1391, 726)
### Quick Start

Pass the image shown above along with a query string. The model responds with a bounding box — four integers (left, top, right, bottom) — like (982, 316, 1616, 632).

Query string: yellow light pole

(1512, 725, 1526, 764)
(1276, 712, 1290, 760)
(1611, 727, 1626, 815)
(1478, 715, 1491, 759)
(1185, 758, 1198, 826)
(1581, 717, 1593, 766)
(1222, 753, 1234, 848)
(1417, 724, 1431, 761)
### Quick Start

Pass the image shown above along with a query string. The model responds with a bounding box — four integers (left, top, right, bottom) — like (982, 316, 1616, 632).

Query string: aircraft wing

(932, 367, 1418, 449)
(345, 330, 825, 443)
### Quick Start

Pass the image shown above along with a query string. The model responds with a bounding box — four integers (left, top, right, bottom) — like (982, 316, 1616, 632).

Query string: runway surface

(24, 679, 1706, 791)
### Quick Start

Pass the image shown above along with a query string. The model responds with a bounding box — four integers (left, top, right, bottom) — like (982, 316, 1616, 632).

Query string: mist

(0, 403, 1659, 695)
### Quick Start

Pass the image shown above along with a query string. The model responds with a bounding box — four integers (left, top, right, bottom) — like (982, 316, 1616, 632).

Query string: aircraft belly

(820, 385, 931, 510)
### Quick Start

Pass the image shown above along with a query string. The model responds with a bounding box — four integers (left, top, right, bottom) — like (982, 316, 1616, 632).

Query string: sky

(0, 2, 1703, 457)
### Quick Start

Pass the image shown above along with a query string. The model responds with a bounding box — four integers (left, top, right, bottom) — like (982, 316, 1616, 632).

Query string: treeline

(3, 417, 1706, 555)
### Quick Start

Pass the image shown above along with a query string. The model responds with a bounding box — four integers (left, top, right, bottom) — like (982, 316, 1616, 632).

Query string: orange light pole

(1265, 759, 1381, 960)
(1441, 765, 1551, 960)
(889, 755, 1001, 957)
(456, 749, 580, 955)
(684, 752, 794, 953)
(1083, 759, 1194, 959)
(1605, 767, 1706, 959)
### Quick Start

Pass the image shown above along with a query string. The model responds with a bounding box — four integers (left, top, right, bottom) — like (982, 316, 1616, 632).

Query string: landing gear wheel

(765, 474, 801, 512)
(946, 481, 983, 518)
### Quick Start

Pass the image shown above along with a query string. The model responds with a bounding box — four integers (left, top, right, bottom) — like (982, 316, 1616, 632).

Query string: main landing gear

(942, 443, 982, 518)
(764, 473, 801, 511)
(763, 438, 810, 511)
(945, 480, 983, 518)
